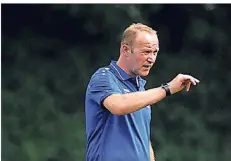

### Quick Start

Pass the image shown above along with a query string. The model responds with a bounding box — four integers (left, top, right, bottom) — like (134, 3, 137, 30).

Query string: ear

(121, 44, 130, 57)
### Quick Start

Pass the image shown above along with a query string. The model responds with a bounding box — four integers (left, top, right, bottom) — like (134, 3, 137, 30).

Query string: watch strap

(161, 83, 171, 96)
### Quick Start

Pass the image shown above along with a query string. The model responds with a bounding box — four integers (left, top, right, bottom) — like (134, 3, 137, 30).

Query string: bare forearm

(150, 142, 155, 161)
(104, 87, 166, 115)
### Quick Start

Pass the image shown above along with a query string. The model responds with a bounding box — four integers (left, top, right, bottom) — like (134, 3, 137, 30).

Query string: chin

(139, 71, 150, 77)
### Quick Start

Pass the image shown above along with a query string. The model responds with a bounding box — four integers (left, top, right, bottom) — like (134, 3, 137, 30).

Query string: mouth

(142, 65, 152, 69)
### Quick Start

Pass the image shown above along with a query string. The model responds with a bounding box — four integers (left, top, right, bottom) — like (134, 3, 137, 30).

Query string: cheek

(137, 55, 148, 64)
(134, 56, 147, 69)
(153, 56, 157, 62)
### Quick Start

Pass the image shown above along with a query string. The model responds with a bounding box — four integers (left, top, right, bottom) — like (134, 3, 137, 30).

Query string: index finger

(184, 75, 200, 85)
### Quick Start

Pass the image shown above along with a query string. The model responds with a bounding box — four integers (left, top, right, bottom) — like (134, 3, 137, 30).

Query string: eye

(144, 51, 151, 55)
(153, 50, 158, 55)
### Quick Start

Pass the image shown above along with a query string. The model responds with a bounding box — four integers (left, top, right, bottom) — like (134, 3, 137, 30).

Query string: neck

(116, 56, 136, 77)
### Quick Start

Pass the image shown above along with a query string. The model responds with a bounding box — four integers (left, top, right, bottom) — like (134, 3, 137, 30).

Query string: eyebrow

(142, 46, 159, 50)
(145, 44, 159, 48)
(142, 48, 159, 53)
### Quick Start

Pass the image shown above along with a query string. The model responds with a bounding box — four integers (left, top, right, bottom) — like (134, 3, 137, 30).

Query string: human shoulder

(87, 66, 120, 92)
(90, 66, 116, 84)
(95, 66, 113, 75)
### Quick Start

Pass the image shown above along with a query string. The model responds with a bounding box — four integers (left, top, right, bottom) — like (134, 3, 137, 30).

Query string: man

(85, 23, 199, 161)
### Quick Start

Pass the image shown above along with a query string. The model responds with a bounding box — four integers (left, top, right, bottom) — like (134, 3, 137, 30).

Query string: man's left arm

(150, 142, 155, 161)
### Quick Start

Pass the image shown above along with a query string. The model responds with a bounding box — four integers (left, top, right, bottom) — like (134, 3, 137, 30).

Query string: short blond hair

(121, 23, 157, 46)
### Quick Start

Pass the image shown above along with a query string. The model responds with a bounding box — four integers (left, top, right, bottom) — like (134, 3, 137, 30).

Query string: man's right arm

(103, 74, 200, 115)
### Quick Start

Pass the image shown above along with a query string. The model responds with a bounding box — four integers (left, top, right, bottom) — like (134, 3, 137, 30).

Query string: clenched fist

(168, 74, 200, 94)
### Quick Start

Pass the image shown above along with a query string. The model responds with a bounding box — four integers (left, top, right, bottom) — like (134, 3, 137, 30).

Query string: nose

(147, 55, 155, 64)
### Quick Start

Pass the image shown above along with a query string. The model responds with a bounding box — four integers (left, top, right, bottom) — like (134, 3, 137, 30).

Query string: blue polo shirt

(85, 60, 151, 161)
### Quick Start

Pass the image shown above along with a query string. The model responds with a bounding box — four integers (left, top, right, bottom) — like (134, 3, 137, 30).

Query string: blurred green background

(2, 4, 231, 161)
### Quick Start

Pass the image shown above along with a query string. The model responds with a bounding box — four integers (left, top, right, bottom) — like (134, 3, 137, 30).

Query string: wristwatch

(161, 83, 171, 96)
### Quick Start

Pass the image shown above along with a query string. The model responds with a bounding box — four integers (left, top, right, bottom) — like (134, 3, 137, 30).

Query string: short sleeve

(88, 69, 122, 106)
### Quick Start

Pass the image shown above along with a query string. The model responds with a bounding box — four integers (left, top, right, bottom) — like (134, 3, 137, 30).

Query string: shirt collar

(109, 60, 147, 86)
(109, 60, 133, 80)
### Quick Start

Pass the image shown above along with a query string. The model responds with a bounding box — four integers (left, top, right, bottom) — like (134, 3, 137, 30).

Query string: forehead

(134, 32, 159, 49)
